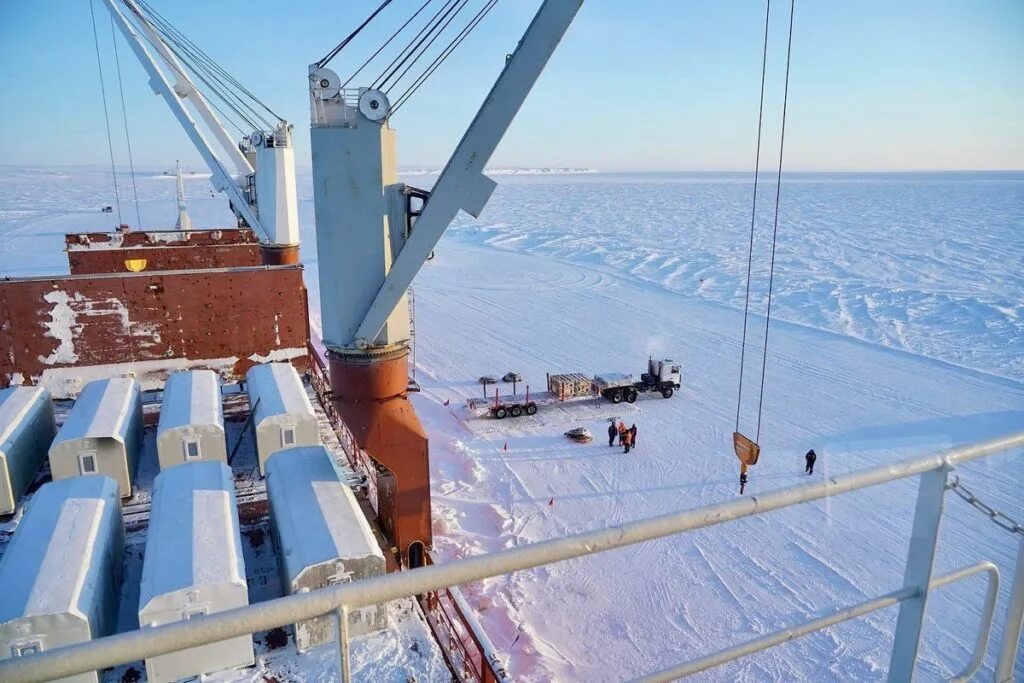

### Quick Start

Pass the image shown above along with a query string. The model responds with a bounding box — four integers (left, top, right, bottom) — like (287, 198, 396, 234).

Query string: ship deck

(0, 382, 449, 683)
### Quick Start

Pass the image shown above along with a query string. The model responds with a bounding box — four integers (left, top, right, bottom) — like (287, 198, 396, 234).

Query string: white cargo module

(266, 446, 387, 651)
(138, 460, 253, 682)
(0, 386, 56, 514)
(245, 363, 319, 474)
(156, 370, 226, 470)
(49, 377, 142, 498)
(0, 476, 124, 682)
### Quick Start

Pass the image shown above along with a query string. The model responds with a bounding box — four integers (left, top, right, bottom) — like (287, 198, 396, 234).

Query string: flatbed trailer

(466, 387, 600, 419)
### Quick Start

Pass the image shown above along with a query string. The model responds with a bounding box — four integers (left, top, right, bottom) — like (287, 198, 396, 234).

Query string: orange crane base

(327, 347, 432, 568)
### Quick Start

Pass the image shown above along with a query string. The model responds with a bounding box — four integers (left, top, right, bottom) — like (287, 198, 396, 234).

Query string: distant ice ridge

(401, 167, 596, 176)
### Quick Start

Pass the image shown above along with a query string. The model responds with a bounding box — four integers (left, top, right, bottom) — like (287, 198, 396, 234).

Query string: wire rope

(90, 0, 123, 225)
(110, 16, 143, 229)
(390, 0, 500, 115)
(383, 0, 470, 95)
(315, 0, 396, 68)
(754, 0, 796, 443)
(373, 0, 461, 90)
(342, 0, 435, 89)
(735, 0, 772, 433)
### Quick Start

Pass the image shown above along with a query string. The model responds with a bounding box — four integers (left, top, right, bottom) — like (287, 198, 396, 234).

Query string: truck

(593, 358, 681, 404)
(466, 358, 681, 418)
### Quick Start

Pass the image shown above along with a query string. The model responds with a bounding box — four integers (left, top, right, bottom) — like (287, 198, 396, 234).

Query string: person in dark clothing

(629, 424, 638, 448)
(607, 422, 617, 447)
(805, 449, 817, 475)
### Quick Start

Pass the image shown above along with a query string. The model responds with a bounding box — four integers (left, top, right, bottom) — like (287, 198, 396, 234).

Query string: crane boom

(103, 0, 263, 236)
(353, 0, 583, 344)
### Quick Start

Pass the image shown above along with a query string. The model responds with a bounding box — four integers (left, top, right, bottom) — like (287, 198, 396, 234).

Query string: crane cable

(130, 0, 284, 128)
(89, 0, 123, 226)
(755, 0, 796, 443)
(382, 0, 471, 95)
(315, 0, 396, 69)
(390, 0, 501, 116)
(734, 0, 795, 494)
(373, 0, 463, 90)
(110, 17, 143, 230)
(734, 0, 772, 434)
(342, 0, 436, 89)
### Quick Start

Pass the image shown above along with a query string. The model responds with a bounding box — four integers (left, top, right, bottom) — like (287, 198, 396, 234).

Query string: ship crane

(309, 0, 583, 567)
(102, 0, 301, 264)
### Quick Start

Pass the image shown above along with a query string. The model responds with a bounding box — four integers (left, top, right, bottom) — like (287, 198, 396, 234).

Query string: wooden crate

(548, 373, 592, 398)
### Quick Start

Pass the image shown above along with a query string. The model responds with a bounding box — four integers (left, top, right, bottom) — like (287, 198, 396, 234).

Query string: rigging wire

(128, 0, 280, 131)
(390, 0, 500, 116)
(342, 0, 436, 89)
(734, 0, 772, 433)
(382, 0, 471, 95)
(110, 16, 143, 229)
(755, 0, 796, 442)
(315, 0, 396, 69)
(129, 17, 259, 135)
(130, 7, 269, 131)
(89, 0, 123, 226)
(132, 0, 284, 124)
(373, 0, 461, 90)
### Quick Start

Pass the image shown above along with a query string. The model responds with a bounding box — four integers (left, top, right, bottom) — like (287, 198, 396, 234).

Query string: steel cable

(735, 0, 772, 433)
(382, 0, 471, 95)
(110, 16, 143, 229)
(373, 0, 462, 90)
(316, 0, 396, 69)
(390, 0, 500, 116)
(755, 0, 796, 442)
(90, 0, 123, 226)
(342, 0, 436, 89)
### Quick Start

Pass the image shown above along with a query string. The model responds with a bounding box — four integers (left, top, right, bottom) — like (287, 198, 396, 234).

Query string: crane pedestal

(260, 244, 301, 266)
(327, 347, 432, 568)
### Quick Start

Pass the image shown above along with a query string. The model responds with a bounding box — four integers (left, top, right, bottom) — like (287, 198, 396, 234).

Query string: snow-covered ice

(1, 167, 1022, 680)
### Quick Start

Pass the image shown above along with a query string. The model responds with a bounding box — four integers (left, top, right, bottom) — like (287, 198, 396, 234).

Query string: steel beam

(888, 466, 949, 681)
(996, 535, 1024, 682)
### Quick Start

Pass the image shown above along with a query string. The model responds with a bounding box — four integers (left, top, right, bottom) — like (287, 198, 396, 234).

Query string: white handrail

(1, 431, 1021, 682)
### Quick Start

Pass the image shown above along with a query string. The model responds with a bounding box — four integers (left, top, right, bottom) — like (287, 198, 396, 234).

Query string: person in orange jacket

(622, 428, 633, 454)
(617, 421, 627, 446)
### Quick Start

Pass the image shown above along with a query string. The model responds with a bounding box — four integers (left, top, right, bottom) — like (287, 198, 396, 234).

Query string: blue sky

(1, 0, 1021, 171)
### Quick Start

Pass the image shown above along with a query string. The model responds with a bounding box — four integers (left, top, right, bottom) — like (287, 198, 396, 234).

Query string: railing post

(336, 605, 352, 683)
(888, 466, 950, 681)
(995, 534, 1024, 683)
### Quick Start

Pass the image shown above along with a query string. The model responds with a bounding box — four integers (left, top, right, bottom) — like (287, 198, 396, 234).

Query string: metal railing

(1, 431, 1022, 683)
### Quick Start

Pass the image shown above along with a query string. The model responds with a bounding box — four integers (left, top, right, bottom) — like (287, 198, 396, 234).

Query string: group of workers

(608, 421, 638, 453)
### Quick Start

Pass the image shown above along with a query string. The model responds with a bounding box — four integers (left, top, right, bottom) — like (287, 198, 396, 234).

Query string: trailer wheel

(510, 404, 524, 418)
(626, 390, 638, 403)
(494, 407, 508, 419)
(525, 402, 538, 416)
(661, 387, 674, 399)
(611, 390, 624, 404)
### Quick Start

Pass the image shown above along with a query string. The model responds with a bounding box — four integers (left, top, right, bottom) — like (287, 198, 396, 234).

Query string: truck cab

(643, 358, 681, 398)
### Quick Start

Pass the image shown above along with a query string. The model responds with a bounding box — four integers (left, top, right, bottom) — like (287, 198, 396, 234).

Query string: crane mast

(308, 0, 582, 568)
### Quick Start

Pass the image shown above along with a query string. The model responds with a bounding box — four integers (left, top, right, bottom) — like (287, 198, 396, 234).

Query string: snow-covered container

(156, 370, 226, 470)
(266, 446, 387, 651)
(49, 377, 142, 498)
(138, 460, 253, 682)
(0, 476, 123, 682)
(245, 363, 318, 474)
(0, 386, 56, 515)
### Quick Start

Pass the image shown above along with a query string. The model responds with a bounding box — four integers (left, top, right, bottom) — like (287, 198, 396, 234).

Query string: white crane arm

(354, 0, 583, 344)
(103, 0, 266, 240)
